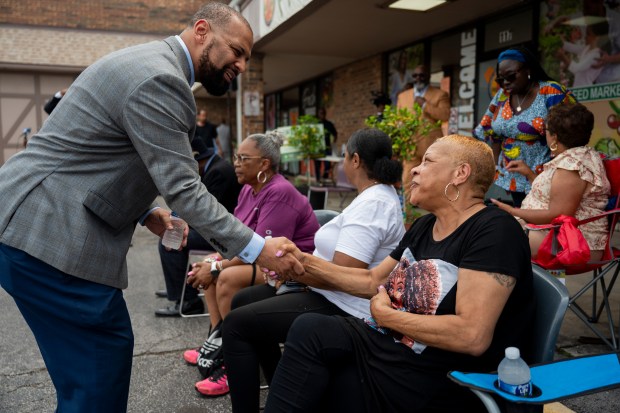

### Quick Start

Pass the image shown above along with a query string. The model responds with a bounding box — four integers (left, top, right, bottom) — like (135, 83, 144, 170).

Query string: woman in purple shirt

(182, 131, 319, 389)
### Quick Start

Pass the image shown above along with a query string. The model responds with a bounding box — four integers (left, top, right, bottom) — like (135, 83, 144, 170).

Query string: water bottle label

(498, 380, 532, 397)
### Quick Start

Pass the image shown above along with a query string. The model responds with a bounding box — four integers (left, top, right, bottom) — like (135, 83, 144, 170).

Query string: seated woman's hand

(369, 285, 393, 327)
(258, 237, 305, 281)
(186, 261, 214, 289)
(489, 198, 516, 215)
(206, 252, 222, 261)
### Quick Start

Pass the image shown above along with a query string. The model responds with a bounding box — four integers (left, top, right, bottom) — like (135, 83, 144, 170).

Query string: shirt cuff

(237, 232, 265, 263)
(54, 91, 63, 98)
(138, 206, 160, 226)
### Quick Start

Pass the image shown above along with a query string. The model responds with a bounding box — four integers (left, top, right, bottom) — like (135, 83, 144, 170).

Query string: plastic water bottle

(498, 347, 532, 397)
(161, 216, 184, 249)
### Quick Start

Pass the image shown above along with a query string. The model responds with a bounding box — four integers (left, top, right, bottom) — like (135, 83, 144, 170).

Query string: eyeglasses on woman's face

(233, 153, 263, 163)
(495, 67, 523, 85)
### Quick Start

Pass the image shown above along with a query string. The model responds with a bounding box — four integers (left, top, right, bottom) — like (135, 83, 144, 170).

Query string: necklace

(514, 86, 531, 113)
(359, 181, 379, 193)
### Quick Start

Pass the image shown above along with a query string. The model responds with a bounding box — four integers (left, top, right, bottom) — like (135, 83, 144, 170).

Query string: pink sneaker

(183, 348, 200, 365)
(195, 365, 229, 397)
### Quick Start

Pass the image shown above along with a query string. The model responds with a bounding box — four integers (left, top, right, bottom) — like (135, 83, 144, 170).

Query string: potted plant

(366, 104, 440, 223)
(365, 104, 439, 162)
(289, 114, 325, 186)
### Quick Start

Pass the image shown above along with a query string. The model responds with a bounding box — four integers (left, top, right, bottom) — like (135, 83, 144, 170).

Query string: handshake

(257, 237, 306, 284)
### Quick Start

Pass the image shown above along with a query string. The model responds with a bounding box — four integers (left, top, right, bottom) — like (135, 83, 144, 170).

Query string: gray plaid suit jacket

(0, 37, 253, 289)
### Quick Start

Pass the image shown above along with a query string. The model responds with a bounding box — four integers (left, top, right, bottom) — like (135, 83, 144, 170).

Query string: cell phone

(275, 280, 307, 295)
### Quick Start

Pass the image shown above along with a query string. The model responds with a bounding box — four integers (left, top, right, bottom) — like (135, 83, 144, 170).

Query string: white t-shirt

(311, 183, 405, 319)
(563, 42, 603, 87)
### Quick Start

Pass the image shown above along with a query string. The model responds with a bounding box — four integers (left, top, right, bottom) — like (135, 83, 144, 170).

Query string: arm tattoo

(488, 272, 516, 288)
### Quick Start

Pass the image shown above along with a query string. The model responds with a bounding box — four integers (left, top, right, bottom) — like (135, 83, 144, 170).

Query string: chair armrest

(448, 352, 620, 405)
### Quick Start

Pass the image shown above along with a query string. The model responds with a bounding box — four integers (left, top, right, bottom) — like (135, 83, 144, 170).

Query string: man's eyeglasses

(411, 73, 426, 78)
(233, 154, 263, 163)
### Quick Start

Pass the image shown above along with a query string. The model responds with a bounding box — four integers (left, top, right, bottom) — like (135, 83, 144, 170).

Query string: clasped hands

(186, 252, 221, 290)
(257, 237, 305, 282)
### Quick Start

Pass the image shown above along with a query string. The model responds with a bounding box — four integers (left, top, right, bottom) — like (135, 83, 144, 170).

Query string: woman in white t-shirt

(214, 128, 405, 408)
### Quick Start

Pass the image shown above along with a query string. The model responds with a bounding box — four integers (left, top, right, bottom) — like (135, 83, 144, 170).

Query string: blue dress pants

(0, 243, 134, 413)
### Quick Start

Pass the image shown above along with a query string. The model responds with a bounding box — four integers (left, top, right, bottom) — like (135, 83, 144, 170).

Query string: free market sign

(572, 82, 620, 103)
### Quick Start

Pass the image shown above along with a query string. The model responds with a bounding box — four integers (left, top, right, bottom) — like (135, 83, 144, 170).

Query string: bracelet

(203, 255, 221, 264)
(210, 260, 223, 278)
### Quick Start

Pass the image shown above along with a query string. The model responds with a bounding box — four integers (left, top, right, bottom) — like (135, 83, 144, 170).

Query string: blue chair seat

(449, 352, 620, 406)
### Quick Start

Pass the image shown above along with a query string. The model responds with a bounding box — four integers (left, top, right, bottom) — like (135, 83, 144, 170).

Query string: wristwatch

(210, 260, 222, 278)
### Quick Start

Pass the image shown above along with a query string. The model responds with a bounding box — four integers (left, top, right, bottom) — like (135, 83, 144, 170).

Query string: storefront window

(386, 43, 425, 107)
(279, 87, 299, 126)
(301, 82, 317, 116)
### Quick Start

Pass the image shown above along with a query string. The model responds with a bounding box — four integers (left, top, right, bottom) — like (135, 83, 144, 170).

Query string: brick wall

(329, 54, 383, 148)
(0, 0, 217, 34)
(0, 26, 161, 68)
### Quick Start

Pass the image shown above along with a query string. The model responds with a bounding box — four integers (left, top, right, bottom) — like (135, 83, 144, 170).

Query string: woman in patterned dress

(473, 46, 577, 207)
(491, 104, 610, 262)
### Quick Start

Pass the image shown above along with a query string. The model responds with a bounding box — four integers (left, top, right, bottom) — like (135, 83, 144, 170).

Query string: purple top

(234, 174, 319, 253)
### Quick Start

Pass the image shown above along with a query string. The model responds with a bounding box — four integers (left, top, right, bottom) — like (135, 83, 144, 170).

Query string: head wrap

(497, 49, 526, 63)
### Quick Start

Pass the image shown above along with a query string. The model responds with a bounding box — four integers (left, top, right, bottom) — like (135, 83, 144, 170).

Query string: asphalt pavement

(0, 193, 619, 412)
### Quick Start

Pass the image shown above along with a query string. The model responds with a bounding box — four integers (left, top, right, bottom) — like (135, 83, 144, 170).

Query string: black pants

(222, 285, 348, 413)
(313, 148, 331, 181)
(264, 314, 486, 413)
(157, 227, 213, 301)
(263, 313, 366, 413)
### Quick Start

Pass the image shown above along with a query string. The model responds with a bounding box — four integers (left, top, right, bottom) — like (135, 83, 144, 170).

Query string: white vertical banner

(244, 90, 261, 117)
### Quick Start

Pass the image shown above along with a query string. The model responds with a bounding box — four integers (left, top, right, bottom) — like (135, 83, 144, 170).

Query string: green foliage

(289, 115, 324, 160)
(365, 104, 440, 161)
(539, 34, 565, 81)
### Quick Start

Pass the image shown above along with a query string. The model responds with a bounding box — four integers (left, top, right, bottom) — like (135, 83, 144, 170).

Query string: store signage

(571, 83, 620, 102)
(456, 29, 477, 135)
(498, 29, 513, 44)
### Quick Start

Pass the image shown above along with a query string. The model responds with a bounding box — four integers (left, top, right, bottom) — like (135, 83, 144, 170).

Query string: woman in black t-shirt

(262, 135, 535, 413)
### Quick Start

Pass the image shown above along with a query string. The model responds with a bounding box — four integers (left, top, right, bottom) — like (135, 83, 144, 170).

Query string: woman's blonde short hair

(435, 134, 495, 197)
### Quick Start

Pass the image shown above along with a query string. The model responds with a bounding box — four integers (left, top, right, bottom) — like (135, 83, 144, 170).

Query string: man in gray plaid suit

(0, 3, 301, 412)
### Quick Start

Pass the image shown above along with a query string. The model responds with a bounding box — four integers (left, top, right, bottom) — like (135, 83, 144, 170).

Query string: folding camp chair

(179, 249, 214, 318)
(525, 156, 620, 349)
(447, 265, 573, 413)
(313, 209, 339, 226)
(307, 162, 356, 209)
(449, 352, 620, 413)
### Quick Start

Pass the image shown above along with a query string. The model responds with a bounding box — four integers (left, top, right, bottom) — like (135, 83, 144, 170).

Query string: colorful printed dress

(473, 81, 576, 194)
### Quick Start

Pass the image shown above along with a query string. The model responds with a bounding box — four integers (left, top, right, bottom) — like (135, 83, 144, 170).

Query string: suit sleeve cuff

(138, 206, 161, 226)
(237, 232, 265, 263)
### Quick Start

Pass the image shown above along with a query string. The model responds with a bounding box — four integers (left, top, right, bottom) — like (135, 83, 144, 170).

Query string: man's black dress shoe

(155, 297, 204, 317)
(155, 290, 168, 298)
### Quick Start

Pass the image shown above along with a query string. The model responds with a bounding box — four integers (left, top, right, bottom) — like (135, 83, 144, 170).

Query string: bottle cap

(505, 347, 520, 359)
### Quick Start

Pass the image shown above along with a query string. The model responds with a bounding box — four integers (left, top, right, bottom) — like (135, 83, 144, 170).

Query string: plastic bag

(533, 215, 590, 269)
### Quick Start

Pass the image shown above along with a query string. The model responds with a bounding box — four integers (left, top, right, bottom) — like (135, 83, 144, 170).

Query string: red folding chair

(526, 156, 620, 350)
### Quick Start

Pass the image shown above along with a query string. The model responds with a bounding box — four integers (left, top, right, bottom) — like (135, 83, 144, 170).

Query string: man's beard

(414, 80, 427, 92)
(198, 41, 231, 96)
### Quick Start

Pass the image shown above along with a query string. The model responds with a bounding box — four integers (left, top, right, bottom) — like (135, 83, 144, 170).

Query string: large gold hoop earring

(257, 170, 267, 183)
(444, 182, 460, 202)
(549, 142, 558, 152)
